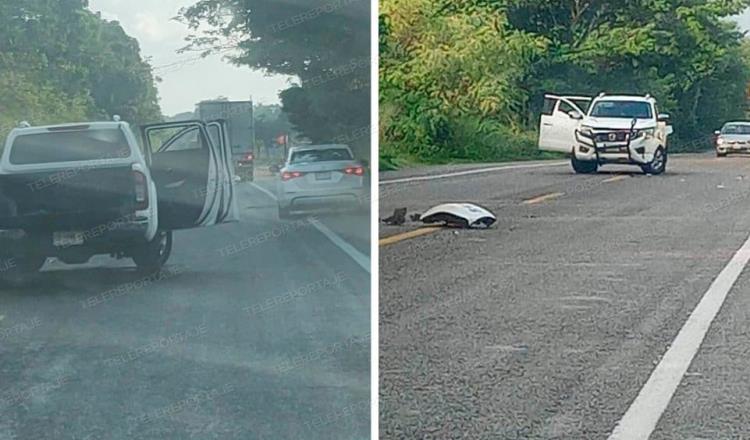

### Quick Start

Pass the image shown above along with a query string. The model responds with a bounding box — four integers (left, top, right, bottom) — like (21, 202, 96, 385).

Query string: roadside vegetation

(0, 0, 162, 141)
(380, 0, 750, 168)
(180, 0, 371, 158)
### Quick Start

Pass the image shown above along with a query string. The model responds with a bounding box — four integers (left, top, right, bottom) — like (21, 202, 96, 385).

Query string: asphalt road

(379, 153, 750, 439)
(0, 176, 370, 440)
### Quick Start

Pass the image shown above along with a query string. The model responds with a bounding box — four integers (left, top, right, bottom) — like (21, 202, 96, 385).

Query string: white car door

(538, 95, 591, 153)
(141, 120, 238, 230)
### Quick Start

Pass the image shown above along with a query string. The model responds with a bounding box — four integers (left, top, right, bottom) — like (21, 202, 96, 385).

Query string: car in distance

(714, 121, 750, 157)
(0, 118, 237, 278)
(276, 144, 366, 219)
(538, 93, 674, 174)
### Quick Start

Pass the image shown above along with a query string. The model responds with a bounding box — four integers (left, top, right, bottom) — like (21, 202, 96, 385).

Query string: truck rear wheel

(132, 231, 172, 274)
(571, 155, 598, 174)
(0, 254, 46, 285)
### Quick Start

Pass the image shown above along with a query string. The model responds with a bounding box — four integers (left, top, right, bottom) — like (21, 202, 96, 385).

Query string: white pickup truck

(538, 93, 674, 174)
(0, 118, 237, 277)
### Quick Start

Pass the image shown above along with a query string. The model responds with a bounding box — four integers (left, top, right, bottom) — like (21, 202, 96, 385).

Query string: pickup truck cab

(0, 119, 237, 278)
(538, 93, 674, 174)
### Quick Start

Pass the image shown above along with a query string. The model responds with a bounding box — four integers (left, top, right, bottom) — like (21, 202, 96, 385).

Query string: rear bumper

(0, 218, 150, 256)
(279, 188, 366, 210)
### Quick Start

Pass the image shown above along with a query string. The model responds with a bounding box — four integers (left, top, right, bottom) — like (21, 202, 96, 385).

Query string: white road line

(249, 182, 370, 273)
(249, 182, 278, 201)
(379, 161, 567, 185)
(308, 218, 371, 273)
(608, 232, 750, 440)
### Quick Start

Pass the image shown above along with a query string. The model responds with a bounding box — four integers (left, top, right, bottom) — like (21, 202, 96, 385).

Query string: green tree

(380, 0, 750, 164)
(0, 0, 161, 139)
(180, 0, 371, 157)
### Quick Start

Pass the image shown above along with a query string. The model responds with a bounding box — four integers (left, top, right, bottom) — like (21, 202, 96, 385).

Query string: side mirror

(714, 130, 721, 136)
(568, 110, 583, 120)
(658, 113, 671, 123)
(269, 164, 280, 173)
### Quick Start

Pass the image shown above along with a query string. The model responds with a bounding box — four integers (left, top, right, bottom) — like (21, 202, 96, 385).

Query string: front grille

(595, 131, 629, 142)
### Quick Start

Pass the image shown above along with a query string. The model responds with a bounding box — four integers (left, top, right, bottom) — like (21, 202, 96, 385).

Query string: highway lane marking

(522, 192, 565, 205)
(380, 161, 567, 185)
(608, 232, 750, 440)
(308, 219, 370, 273)
(248, 182, 370, 273)
(379, 227, 442, 247)
(249, 182, 278, 201)
(602, 175, 631, 183)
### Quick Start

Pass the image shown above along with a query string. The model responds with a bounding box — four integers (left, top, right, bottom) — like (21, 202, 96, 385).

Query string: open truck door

(141, 120, 237, 230)
(538, 95, 592, 153)
(206, 120, 239, 224)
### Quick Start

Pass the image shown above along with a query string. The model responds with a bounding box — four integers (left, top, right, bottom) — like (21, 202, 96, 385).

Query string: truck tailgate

(0, 166, 136, 231)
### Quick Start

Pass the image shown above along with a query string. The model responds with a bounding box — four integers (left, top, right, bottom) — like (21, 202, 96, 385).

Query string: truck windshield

(290, 148, 353, 164)
(590, 101, 653, 119)
(722, 124, 750, 135)
(9, 128, 130, 165)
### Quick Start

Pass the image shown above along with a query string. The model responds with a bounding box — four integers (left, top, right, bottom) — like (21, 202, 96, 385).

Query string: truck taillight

(133, 170, 149, 210)
(281, 171, 305, 181)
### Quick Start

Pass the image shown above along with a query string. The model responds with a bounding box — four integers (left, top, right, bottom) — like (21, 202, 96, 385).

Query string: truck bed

(0, 166, 136, 231)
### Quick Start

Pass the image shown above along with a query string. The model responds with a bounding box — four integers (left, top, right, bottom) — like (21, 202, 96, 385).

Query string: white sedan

(276, 144, 367, 218)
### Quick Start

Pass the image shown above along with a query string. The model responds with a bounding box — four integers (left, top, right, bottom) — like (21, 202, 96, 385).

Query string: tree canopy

(0, 0, 161, 139)
(380, 0, 750, 165)
(180, 0, 371, 157)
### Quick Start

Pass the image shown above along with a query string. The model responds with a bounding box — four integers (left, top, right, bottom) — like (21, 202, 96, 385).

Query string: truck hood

(582, 117, 655, 130)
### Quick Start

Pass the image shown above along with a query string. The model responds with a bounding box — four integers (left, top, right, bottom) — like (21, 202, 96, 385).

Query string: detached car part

(419, 203, 496, 228)
(382, 208, 407, 226)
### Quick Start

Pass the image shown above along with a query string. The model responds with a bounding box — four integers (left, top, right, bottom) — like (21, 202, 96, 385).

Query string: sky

(87, 0, 293, 116)
(85, 2, 750, 117)
(738, 9, 750, 32)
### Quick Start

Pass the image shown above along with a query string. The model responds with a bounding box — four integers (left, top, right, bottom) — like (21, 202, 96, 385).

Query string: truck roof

(593, 95, 655, 103)
(11, 121, 128, 135)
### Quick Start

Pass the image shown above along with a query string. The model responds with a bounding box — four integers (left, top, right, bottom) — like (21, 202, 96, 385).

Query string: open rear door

(538, 95, 591, 153)
(141, 120, 237, 230)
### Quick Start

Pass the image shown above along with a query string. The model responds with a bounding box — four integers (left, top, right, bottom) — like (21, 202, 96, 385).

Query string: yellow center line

(602, 175, 630, 183)
(522, 192, 565, 205)
(379, 227, 442, 247)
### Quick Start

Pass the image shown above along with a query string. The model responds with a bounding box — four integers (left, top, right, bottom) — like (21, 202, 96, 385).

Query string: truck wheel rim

(653, 150, 664, 171)
(157, 232, 168, 257)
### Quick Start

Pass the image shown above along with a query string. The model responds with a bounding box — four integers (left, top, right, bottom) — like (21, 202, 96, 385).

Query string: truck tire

(132, 230, 172, 274)
(0, 254, 46, 285)
(641, 147, 667, 175)
(571, 155, 598, 174)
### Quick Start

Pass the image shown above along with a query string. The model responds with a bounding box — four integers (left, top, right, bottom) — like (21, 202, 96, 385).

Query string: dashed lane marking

(379, 227, 442, 247)
(522, 192, 565, 205)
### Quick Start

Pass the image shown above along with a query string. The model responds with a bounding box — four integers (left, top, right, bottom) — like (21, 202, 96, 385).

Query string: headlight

(578, 126, 594, 138)
(633, 128, 655, 139)
(717, 137, 725, 145)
